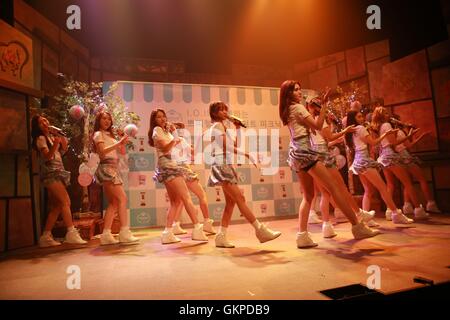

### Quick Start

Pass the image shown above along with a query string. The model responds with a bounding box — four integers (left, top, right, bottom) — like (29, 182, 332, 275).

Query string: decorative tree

(43, 75, 140, 215)
(327, 81, 369, 130)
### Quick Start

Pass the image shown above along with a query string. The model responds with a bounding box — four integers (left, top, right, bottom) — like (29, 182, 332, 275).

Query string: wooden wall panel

(8, 198, 34, 250)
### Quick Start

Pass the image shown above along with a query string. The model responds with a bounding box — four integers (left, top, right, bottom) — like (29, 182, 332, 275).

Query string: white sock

(103, 228, 112, 234)
(120, 226, 129, 232)
(252, 220, 261, 230)
(43, 230, 51, 237)
(164, 227, 173, 233)
(194, 223, 202, 229)
(220, 226, 228, 235)
(67, 226, 75, 232)
(172, 221, 180, 226)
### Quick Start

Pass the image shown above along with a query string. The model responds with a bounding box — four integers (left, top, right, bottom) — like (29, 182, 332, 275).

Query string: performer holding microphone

(148, 108, 209, 244)
(92, 111, 140, 245)
(31, 115, 87, 247)
(207, 101, 281, 248)
(167, 121, 217, 236)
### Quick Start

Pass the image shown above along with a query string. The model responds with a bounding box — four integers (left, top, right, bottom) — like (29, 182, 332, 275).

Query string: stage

(0, 213, 449, 300)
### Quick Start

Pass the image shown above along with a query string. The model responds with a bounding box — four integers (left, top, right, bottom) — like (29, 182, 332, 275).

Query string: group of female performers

(31, 79, 440, 249)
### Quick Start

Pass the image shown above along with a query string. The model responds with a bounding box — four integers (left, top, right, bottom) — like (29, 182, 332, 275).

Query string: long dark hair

(92, 111, 115, 152)
(279, 80, 300, 126)
(148, 108, 166, 147)
(344, 111, 358, 155)
(31, 114, 57, 153)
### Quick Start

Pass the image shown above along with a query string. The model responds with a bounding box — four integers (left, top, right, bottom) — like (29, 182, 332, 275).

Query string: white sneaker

(414, 206, 429, 220)
(192, 225, 209, 241)
(215, 232, 235, 248)
(358, 209, 375, 222)
(39, 234, 62, 248)
(119, 229, 140, 245)
(65, 229, 88, 244)
(255, 224, 282, 243)
(296, 231, 318, 248)
(172, 222, 188, 235)
(385, 208, 393, 221)
(322, 222, 337, 238)
(308, 210, 322, 224)
(100, 232, 119, 245)
(392, 209, 414, 224)
(367, 219, 380, 228)
(426, 201, 441, 213)
(352, 222, 380, 240)
(202, 219, 217, 234)
(161, 230, 181, 244)
(402, 202, 414, 215)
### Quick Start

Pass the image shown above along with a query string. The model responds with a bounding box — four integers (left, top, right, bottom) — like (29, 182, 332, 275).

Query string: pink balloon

(78, 173, 93, 186)
(69, 105, 85, 120)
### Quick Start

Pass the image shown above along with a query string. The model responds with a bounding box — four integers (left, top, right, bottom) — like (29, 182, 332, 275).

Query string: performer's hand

(53, 136, 62, 146)
(119, 134, 129, 145)
(343, 125, 357, 133)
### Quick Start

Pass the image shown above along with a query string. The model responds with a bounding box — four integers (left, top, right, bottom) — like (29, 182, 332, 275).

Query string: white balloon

(79, 163, 91, 174)
(87, 153, 100, 168)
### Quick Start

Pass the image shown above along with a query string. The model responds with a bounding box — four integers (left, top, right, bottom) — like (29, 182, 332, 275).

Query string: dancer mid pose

(345, 111, 413, 224)
(148, 108, 208, 244)
(279, 80, 379, 249)
(169, 122, 216, 235)
(207, 101, 281, 248)
(93, 111, 140, 245)
(391, 117, 441, 214)
(306, 99, 377, 238)
(31, 115, 87, 247)
(371, 107, 428, 220)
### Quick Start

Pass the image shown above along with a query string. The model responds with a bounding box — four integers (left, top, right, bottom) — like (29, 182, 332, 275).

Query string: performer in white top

(206, 101, 281, 248)
(345, 110, 413, 224)
(279, 80, 379, 249)
(31, 115, 87, 247)
(390, 115, 441, 214)
(306, 100, 377, 237)
(166, 122, 217, 236)
(93, 111, 140, 245)
(148, 108, 208, 244)
(371, 106, 428, 220)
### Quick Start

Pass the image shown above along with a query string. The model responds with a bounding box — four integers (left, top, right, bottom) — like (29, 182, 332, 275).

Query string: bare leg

(360, 174, 376, 211)
(408, 164, 433, 202)
(187, 180, 210, 220)
(388, 166, 422, 208)
(361, 168, 398, 211)
(221, 183, 256, 224)
(221, 185, 236, 228)
(296, 170, 315, 232)
(165, 177, 199, 224)
(308, 162, 359, 225)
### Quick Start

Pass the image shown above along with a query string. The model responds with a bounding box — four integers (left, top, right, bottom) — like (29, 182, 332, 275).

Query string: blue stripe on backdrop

(219, 87, 229, 104)
(182, 85, 192, 103)
(237, 87, 246, 105)
(201, 86, 210, 104)
(163, 84, 173, 103)
(143, 84, 154, 102)
(123, 83, 134, 102)
(102, 81, 113, 94)
(270, 89, 278, 106)
(254, 88, 262, 105)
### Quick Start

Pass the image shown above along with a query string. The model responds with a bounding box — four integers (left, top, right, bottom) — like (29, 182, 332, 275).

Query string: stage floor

(1, 213, 449, 300)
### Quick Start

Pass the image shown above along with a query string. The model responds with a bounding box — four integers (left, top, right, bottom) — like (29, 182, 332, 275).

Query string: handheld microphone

(390, 118, 416, 129)
(49, 125, 66, 137)
(227, 115, 247, 128)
